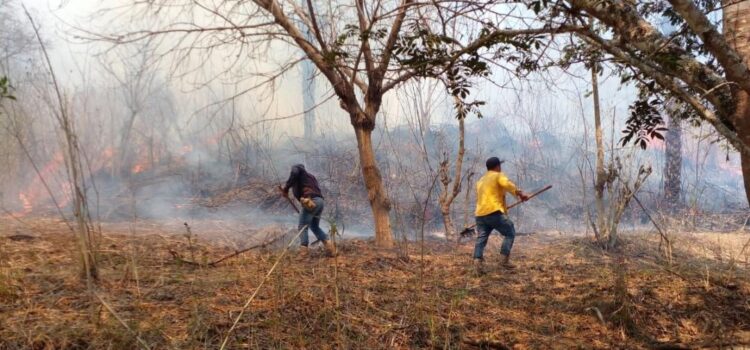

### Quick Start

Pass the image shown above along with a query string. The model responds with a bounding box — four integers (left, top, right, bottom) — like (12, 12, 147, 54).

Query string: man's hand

(517, 190, 530, 202)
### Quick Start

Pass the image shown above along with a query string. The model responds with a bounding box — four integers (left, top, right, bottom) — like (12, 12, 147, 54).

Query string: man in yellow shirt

(473, 157, 528, 272)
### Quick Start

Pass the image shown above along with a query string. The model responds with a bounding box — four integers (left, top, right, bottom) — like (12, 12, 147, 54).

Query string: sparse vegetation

(1, 219, 748, 349)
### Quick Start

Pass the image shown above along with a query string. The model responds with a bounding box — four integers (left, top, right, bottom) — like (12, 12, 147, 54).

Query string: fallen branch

(169, 233, 286, 268)
(167, 250, 202, 267)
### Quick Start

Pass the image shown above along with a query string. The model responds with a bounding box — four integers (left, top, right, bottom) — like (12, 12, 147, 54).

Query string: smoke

(1, 2, 746, 241)
(2, 69, 746, 240)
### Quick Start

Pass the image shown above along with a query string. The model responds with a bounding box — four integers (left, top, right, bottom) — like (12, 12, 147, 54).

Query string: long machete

(459, 184, 552, 237)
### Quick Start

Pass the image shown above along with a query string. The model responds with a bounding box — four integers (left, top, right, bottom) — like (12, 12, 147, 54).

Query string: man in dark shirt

(282, 164, 336, 256)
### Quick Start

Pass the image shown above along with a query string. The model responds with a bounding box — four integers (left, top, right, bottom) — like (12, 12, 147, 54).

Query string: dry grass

(1, 218, 749, 349)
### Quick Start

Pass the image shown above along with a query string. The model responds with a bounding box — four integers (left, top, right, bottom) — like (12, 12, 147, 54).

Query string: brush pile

(195, 180, 288, 213)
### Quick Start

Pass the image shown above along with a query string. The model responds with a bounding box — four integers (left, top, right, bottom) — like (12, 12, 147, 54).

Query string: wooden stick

(460, 185, 552, 235)
(168, 233, 286, 267)
(507, 184, 553, 210)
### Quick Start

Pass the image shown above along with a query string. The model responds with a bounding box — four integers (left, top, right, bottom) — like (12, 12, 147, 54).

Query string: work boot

(473, 259, 485, 275)
(500, 254, 516, 269)
(323, 240, 337, 257)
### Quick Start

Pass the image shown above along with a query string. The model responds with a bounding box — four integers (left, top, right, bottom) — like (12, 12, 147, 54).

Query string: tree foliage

(543, 0, 750, 154)
(0, 76, 15, 102)
(391, 19, 548, 119)
(621, 98, 667, 150)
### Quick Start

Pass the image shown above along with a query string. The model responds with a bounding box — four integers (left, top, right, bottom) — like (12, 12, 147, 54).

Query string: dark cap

(485, 157, 505, 170)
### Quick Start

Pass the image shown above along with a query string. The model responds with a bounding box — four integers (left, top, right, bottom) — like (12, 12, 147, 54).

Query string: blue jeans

(473, 211, 515, 260)
(298, 197, 328, 246)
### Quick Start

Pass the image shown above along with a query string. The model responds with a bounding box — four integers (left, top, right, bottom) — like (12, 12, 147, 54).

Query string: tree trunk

(592, 62, 606, 242)
(663, 114, 682, 212)
(723, 0, 750, 205)
(440, 203, 454, 238)
(738, 96, 750, 204)
(438, 116, 465, 240)
(462, 171, 475, 228)
(353, 124, 393, 248)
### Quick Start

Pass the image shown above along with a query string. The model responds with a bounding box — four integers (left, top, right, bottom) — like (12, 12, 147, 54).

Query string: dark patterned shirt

(283, 164, 323, 200)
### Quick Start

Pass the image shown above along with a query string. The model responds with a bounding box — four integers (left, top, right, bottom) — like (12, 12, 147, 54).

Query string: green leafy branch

(0, 76, 16, 102)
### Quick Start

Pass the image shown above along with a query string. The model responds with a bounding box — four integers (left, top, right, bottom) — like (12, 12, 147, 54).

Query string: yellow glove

(300, 197, 317, 210)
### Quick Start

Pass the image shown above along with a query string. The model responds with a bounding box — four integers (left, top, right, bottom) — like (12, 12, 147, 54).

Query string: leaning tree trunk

(723, 0, 750, 205)
(353, 121, 394, 248)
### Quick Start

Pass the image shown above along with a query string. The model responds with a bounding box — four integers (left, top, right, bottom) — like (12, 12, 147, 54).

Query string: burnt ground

(1, 217, 749, 349)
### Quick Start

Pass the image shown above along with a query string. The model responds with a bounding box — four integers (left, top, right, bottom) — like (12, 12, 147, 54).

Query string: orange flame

(9, 152, 77, 217)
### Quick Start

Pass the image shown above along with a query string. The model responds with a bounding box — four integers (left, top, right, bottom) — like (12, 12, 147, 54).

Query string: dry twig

(168, 232, 286, 267)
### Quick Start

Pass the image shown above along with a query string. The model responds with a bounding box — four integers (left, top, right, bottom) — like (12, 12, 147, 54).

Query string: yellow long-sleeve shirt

(475, 171, 519, 216)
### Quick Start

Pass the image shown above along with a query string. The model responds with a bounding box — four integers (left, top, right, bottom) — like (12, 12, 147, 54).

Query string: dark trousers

(473, 211, 516, 260)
